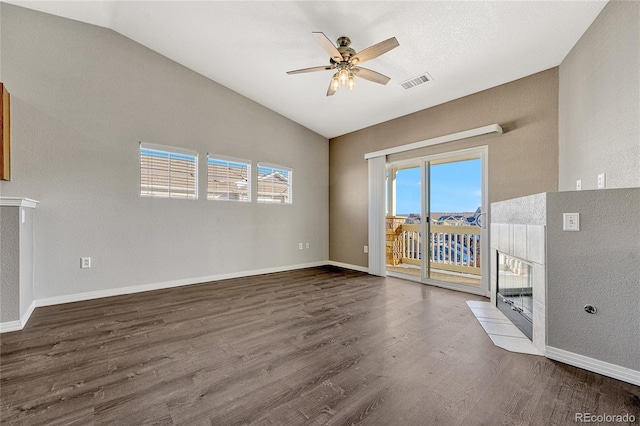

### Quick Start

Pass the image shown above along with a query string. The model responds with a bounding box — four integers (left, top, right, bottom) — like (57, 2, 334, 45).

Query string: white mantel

(0, 197, 39, 208)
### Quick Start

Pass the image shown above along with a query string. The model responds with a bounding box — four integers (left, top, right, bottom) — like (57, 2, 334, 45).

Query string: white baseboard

(0, 300, 36, 333)
(0, 261, 327, 332)
(326, 261, 369, 273)
(546, 346, 640, 386)
(35, 261, 328, 308)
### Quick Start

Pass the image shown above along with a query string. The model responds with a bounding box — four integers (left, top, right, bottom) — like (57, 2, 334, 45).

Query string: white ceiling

(9, 1, 607, 139)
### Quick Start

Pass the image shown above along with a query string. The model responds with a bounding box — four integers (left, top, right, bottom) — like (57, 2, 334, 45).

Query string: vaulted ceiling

(9, 1, 607, 138)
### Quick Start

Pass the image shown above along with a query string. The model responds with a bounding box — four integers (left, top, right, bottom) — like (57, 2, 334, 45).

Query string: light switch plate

(563, 213, 580, 231)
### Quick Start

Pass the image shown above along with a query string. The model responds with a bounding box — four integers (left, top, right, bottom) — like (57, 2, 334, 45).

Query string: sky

(393, 159, 481, 214)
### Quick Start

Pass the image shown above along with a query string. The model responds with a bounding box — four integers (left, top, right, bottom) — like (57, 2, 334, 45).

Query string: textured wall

(546, 188, 640, 370)
(0, 206, 20, 322)
(0, 5, 328, 300)
(559, 1, 640, 191)
(330, 69, 559, 267)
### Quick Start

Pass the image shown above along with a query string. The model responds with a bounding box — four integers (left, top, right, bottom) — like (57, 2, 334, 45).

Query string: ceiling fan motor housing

(335, 36, 356, 63)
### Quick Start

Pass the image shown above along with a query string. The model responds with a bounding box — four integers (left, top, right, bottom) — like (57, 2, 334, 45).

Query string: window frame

(206, 154, 252, 203)
(256, 162, 293, 205)
(139, 142, 199, 200)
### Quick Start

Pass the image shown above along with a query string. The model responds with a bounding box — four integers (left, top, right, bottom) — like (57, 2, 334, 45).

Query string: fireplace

(496, 252, 533, 340)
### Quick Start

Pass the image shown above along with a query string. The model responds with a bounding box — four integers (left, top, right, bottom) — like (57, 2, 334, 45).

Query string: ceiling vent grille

(400, 73, 433, 90)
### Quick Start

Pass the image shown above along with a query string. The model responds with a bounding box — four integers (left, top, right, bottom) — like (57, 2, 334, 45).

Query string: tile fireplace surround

(489, 193, 547, 355)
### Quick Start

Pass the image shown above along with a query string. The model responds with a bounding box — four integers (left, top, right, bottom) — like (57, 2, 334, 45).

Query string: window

(257, 163, 292, 204)
(207, 155, 251, 202)
(140, 142, 198, 199)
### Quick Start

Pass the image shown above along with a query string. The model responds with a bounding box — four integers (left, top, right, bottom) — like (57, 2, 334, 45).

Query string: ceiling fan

(286, 32, 399, 96)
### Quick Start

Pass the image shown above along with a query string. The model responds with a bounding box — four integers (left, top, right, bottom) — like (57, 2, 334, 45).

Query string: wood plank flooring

(1, 266, 638, 425)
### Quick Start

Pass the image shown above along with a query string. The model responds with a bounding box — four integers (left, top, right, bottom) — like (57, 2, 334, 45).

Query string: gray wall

(330, 69, 559, 267)
(559, 1, 640, 191)
(0, 206, 20, 322)
(546, 188, 640, 371)
(0, 5, 328, 300)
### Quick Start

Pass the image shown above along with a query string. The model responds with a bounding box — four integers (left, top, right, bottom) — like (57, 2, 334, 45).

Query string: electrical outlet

(80, 257, 91, 269)
(576, 179, 582, 191)
(597, 173, 606, 189)
(563, 213, 580, 231)
(306, 242, 310, 249)
(298, 242, 303, 250)
(364, 245, 369, 253)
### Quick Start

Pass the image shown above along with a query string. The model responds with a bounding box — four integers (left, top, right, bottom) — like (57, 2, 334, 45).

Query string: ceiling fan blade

(287, 65, 334, 75)
(352, 67, 391, 85)
(313, 32, 343, 63)
(351, 37, 399, 65)
(326, 80, 337, 97)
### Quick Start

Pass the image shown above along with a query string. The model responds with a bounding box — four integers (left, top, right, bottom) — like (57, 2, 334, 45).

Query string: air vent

(400, 72, 433, 90)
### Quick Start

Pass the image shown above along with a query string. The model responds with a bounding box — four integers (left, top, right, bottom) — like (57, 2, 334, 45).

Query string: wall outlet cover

(563, 213, 580, 231)
(597, 173, 606, 189)
(576, 179, 582, 191)
(80, 257, 91, 268)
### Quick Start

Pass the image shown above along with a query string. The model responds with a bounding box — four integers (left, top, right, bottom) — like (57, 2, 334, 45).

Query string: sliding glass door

(385, 147, 488, 295)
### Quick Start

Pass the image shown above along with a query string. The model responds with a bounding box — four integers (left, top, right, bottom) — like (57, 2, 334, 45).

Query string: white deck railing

(400, 223, 481, 275)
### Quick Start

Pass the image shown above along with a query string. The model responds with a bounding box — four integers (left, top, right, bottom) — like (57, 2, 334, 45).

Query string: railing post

(385, 216, 406, 266)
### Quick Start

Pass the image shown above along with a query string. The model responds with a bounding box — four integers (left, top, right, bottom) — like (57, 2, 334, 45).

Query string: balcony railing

(387, 218, 481, 276)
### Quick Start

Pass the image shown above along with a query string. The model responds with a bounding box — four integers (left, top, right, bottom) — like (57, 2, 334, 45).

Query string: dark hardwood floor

(1, 266, 638, 425)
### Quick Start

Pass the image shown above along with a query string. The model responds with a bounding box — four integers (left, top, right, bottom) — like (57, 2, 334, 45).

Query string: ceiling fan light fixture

(330, 74, 340, 91)
(338, 67, 349, 85)
(347, 75, 356, 91)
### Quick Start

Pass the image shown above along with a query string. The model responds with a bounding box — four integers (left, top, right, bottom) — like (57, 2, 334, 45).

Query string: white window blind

(368, 155, 386, 276)
(140, 142, 198, 199)
(257, 163, 292, 204)
(207, 155, 251, 202)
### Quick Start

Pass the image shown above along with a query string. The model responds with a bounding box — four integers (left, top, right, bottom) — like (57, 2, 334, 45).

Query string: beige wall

(329, 68, 559, 267)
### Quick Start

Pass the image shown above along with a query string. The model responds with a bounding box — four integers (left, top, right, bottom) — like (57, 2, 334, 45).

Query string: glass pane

(428, 158, 482, 287)
(208, 158, 251, 201)
(385, 165, 421, 277)
(140, 147, 197, 199)
(257, 164, 291, 204)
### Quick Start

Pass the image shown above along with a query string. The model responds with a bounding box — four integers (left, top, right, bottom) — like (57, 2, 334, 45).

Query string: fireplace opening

(496, 252, 533, 340)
